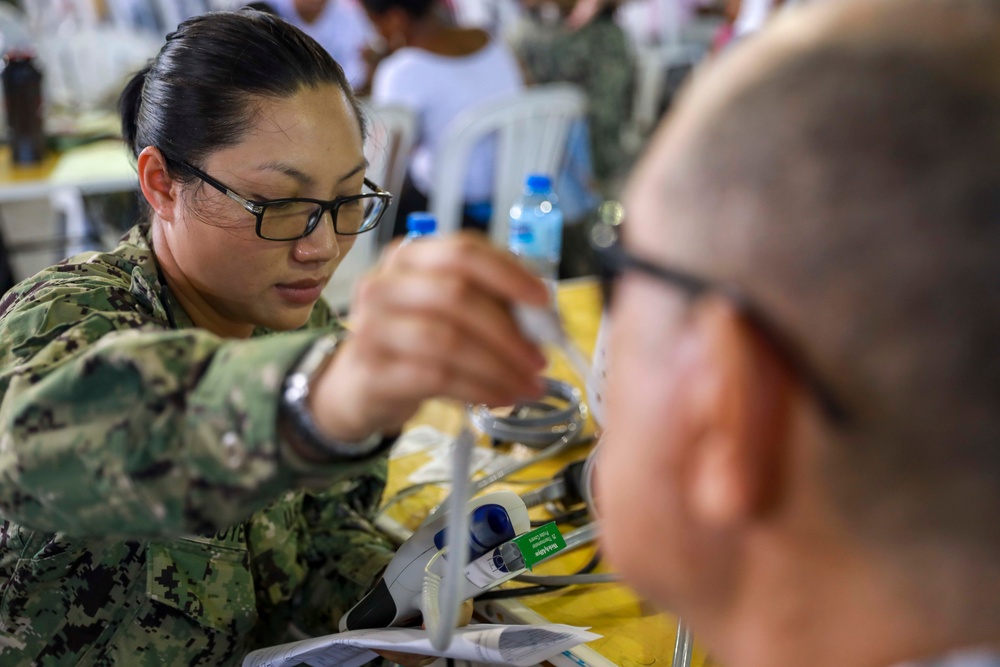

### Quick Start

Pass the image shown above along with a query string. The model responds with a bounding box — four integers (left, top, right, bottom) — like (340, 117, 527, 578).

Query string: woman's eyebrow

(253, 159, 369, 188)
(337, 160, 368, 184)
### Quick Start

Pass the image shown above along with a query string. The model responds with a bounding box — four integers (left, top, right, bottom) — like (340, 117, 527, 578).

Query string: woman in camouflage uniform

(0, 10, 547, 666)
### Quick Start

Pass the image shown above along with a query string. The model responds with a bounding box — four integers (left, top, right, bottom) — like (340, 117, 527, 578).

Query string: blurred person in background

(596, 1, 1000, 667)
(505, 0, 631, 278)
(247, 0, 378, 89)
(447, 0, 524, 39)
(506, 0, 633, 194)
(363, 0, 523, 236)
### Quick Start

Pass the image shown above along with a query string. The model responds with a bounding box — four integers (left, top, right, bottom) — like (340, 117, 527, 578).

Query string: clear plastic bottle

(507, 174, 564, 286)
(403, 211, 437, 243)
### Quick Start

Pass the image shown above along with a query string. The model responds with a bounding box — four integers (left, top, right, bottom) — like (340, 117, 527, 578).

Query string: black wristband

(281, 335, 395, 461)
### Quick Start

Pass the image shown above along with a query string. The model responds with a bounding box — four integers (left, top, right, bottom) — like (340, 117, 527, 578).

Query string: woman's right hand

(307, 232, 551, 444)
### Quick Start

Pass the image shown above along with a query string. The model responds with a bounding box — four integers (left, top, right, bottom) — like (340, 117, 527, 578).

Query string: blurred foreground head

(598, 1, 1000, 666)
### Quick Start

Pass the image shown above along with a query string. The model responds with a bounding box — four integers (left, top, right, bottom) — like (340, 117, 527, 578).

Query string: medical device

(339, 489, 531, 631)
(344, 303, 594, 651)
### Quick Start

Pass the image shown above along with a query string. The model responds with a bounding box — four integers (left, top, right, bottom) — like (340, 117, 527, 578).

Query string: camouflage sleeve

(289, 459, 396, 635)
(0, 276, 380, 539)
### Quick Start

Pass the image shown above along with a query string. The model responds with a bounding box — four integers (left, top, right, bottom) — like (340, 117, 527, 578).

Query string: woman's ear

(136, 146, 181, 223)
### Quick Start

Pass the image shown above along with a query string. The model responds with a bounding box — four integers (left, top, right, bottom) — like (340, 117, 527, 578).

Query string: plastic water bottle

(403, 211, 437, 243)
(508, 174, 563, 287)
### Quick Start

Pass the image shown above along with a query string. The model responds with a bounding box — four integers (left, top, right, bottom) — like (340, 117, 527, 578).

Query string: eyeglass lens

(260, 195, 386, 240)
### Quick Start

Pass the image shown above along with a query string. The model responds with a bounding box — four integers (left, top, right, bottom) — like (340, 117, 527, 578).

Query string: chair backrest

(321, 103, 418, 312)
(35, 26, 162, 112)
(365, 103, 419, 248)
(429, 83, 588, 247)
(628, 42, 704, 142)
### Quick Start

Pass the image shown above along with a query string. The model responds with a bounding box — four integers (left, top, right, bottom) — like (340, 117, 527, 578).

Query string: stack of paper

(242, 623, 600, 667)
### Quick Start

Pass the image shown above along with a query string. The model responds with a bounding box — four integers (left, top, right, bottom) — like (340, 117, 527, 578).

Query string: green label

(511, 522, 567, 570)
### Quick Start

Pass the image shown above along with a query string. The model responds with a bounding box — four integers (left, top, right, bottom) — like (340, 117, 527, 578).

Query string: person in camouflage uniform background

(505, 0, 634, 282)
(0, 9, 549, 666)
(507, 0, 634, 190)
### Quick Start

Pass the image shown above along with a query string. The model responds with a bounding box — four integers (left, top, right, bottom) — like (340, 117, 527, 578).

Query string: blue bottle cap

(406, 212, 437, 235)
(524, 174, 552, 193)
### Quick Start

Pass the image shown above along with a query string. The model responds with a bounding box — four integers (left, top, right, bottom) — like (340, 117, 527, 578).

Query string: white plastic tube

(422, 420, 476, 651)
(423, 303, 593, 650)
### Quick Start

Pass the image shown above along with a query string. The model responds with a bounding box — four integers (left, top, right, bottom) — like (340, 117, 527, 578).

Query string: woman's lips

(275, 278, 326, 305)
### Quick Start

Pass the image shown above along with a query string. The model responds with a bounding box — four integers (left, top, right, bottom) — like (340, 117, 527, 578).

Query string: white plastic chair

(35, 26, 162, 113)
(429, 83, 588, 247)
(322, 103, 418, 312)
(365, 104, 418, 248)
(627, 42, 701, 143)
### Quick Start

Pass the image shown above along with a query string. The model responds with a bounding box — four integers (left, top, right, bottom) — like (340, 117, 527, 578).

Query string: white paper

(242, 623, 600, 667)
(409, 446, 499, 483)
(388, 425, 453, 459)
(389, 425, 519, 485)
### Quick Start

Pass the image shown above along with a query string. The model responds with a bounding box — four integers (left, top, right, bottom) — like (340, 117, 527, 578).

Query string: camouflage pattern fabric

(508, 9, 634, 184)
(0, 225, 395, 665)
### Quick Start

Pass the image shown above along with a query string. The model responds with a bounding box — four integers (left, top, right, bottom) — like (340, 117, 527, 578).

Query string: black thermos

(2, 51, 45, 165)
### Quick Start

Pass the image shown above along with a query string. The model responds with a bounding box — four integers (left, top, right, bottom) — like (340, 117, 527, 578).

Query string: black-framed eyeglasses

(589, 204, 851, 426)
(177, 160, 393, 241)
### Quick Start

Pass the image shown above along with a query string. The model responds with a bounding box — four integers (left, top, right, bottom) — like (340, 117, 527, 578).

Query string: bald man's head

(628, 0, 1000, 554)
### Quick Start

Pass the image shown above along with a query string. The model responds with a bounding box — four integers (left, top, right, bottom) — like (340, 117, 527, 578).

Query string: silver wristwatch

(281, 335, 393, 460)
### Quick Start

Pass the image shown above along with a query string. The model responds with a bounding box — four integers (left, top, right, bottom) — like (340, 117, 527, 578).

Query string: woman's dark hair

(361, 0, 436, 19)
(119, 10, 366, 177)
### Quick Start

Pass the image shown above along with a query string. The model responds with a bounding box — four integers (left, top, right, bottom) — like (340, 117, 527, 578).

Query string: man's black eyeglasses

(589, 210, 851, 426)
(177, 161, 393, 241)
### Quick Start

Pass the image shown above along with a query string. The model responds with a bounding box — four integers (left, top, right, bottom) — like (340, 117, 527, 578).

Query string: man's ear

(684, 295, 796, 526)
(136, 146, 180, 223)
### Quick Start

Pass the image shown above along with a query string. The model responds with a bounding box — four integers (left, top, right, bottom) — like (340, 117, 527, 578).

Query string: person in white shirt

(365, 0, 523, 235)
(262, 0, 377, 89)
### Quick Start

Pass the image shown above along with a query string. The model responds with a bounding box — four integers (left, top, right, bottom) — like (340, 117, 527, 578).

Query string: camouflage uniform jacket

(508, 9, 634, 184)
(0, 225, 396, 665)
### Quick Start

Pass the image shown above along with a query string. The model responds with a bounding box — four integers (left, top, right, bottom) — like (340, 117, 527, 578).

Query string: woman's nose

(293, 209, 341, 263)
